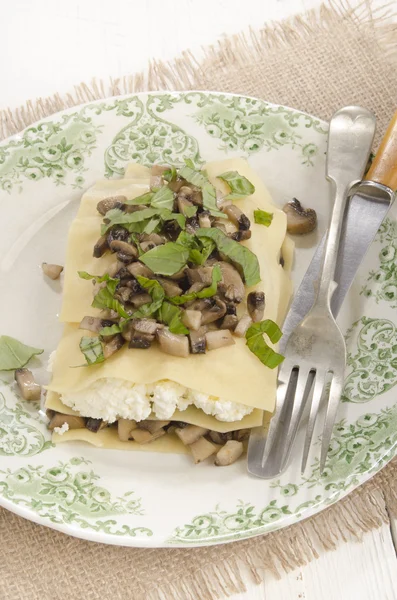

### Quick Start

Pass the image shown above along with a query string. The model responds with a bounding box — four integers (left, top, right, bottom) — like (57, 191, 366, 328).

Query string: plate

(0, 91, 396, 548)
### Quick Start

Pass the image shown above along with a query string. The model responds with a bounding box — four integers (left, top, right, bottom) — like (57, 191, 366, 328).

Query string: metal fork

(248, 106, 377, 478)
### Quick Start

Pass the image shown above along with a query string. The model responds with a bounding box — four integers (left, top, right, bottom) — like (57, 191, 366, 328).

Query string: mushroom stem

(14, 369, 41, 401)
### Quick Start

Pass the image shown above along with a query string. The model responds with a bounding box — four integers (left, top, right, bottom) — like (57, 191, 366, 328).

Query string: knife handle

(366, 110, 397, 189)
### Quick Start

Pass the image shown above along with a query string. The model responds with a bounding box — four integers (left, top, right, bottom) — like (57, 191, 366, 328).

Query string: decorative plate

(0, 91, 396, 548)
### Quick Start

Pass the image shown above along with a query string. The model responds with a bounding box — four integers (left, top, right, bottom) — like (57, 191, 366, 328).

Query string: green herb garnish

(196, 228, 260, 286)
(101, 207, 159, 234)
(79, 336, 105, 365)
(0, 336, 43, 371)
(140, 242, 190, 276)
(99, 324, 122, 337)
(254, 209, 273, 227)
(132, 276, 165, 318)
(176, 231, 215, 265)
(178, 165, 225, 218)
(184, 205, 198, 218)
(163, 166, 177, 182)
(123, 191, 154, 206)
(157, 302, 189, 335)
(151, 186, 174, 211)
(217, 171, 255, 200)
(245, 320, 284, 369)
(168, 265, 222, 305)
(91, 278, 129, 318)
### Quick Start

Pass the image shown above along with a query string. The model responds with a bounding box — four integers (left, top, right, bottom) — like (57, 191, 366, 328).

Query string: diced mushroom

(208, 431, 233, 444)
(198, 210, 212, 228)
(214, 440, 244, 466)
(233, 429, 250, 442)
(178, 185, 203, 207)
(107, 226, 129, 245)
(185, 216, 199, 234)
(86, 418, 107, 433)
(130, 293, 152, 308)
(140, 233, 166, 246)
(155, 277, 183, 297)
(182, 310, 202, 331)
(177, 194, 194, 216)
(224, 284, 243, 304)
(247, 291, 265, 322)
(186, 267, 213, 285)
(150, 164, 169, 189)
(48, 413, 86, 431)
(115, 286, 133, 303)
(230, 230, 252, 242)
(186, 298, 213, 312)
(201, 298, 227, 325)
(206, 329, 235, 351)
(109, 239, 138, 260)
(187, 282, 206, 294)
(93, 234, 109, 258)
(189, 437, 218, 464)
(234, 314, 252, 337)
(175, 425, 209, 445)
(79, 316, 115, 333)
(130, 427, 166, 444)
(221, 314, 238, 330)
(140, 240, 156, 253)
(96, 195, 127, 215)
(168, 179, 185, 194)
(42, 263, 64, 280)
(139, 420, 170, 433)
(133, 319, 159, 335)
(14, 368, 41, 401)
(212, 218, 238, 235)
(282, 198, 317, 234)
(129, 333, 153, 349)
(127, 262, 154, 278)
(212, 261, 245, 302)
(222, 204, 250, 230)
(118, 418, 137, 441)
(103, 334, 124, 359)
(157, 328, 189, 358)
(189, 328, 206, 354)
(167, 267, 187, 281)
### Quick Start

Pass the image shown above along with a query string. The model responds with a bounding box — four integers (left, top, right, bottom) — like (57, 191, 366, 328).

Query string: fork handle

(366, 110, 397, 189)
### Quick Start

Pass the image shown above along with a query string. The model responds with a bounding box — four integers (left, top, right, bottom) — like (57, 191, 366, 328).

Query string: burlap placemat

(1, 2, 397, 599)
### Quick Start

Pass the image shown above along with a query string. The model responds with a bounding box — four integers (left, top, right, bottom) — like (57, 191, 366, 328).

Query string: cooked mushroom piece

(214, 440, 244, 466)
(130, 293, 152, 308)
(234, 314, 253, 337)
(182, 310, 202, 331)
(230, 230, 252, 242)
(157, 328, 189, 358)
(213, 261, 245, 302)
(118, 418, 137, 442)
(167, 267, 187, 281)
(96, 195, 127, 215)
(175, 425, 209, 445)
(233, 429, 250, 442)
(189, 328, 206, 354)
(133, 319, 159, 335)
(224, 284, 243, 304)
(115, 286, 133, 304)
(109, 239, 138, 259)
(103, 334, 124, 359)
(222, 204, 251, 230)
(48, 413, 86, 431)
(186, 267, 213, 285)
(86, 418, 107, 433)
(189, 437, 218, 463)
(93, 234, 109, 258)
(282, 198, 317, 234)
(127, 262, 154, 278)
(42, 263, 64, 280)
(150, 164, 169, 189)
(221, 314, 238, 330)
(178, 185, 203, 207)
(107, 226, 129, 245)
(198, 210, 212, 228)
(201, 298, 227, 325)
(155, 277, 183, 297)
(205, 329, 235, 351)
(208, 431, 233, 444)
(140, 233, 166, 246)
(177, 194, 194, 216)
(247, 291, 265, 322)
(140, 240, 156, 253)
(139, 420, 170, 433)
(129, 333, 153, 349)
(79, 316, 108, 333)
(130, 427, 166, 444)
(14, 369, 41, 401)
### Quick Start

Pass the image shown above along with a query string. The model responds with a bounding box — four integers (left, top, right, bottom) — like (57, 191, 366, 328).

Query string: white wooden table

(2, 1, 396, 598)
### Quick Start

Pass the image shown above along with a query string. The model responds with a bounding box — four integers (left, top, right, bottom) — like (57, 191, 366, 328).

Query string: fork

(248, 106, 377, 478)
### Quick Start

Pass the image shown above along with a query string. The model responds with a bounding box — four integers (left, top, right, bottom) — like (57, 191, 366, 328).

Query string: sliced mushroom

(222, 204, 250, 230)
(221, 314, 238, 330)
(201, 298, 227, 325)
(14, 369, 41, 401)
(212, 218, 238, 235)
(178, 185, 203, 207)
(247, 291, 265, 322)
(93, 234, 109, 258)
(97, 195, 127, 215)
(230, 230, 252, 242)
(182, 310, 202, 331)
(189, 328, 206, 354)
(86, 418, 107, 433)
(103, 334, 124, 359)
(133, 319, 159, 335)
(150, 164, 169, 189)
(177, 194, 194, 216)
(186, 297, 213, 312)
(282, 198, 317, 234)
(175, 425, 209, 445)
(167, 267, 187, 281)
(214, 440, 244, 466)
(157, 328, 189, 358)
(168, 178, 185, 194)
(118, 418, 137, 441)
(140, 240, 156, 253)
(115, 286, 133, 304)
(130, 427, 166, 444)
(79, 316, 116, 334)
(48, 413, 86, 431)
(206, 329, 235, 351)
(211, 261, 245, 302)
(198, 210, 212, 228)
(127, 262, 154, 278)
(186, 267, 213, 285)
(109, 239, 138, 259)
(140, 233, 166, 246)
(189, 437, 218, 463)
(234, 314, 252, 337)
(208, 431, 233, 444)
(139, 420, 170, 433)
(130, 293, 152, 308)
(41, 263, 64, 280)
(129, 333, 153, 349)
(155, 277, 183, 297)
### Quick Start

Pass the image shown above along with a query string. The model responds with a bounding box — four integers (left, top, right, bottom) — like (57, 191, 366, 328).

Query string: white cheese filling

(53, 422, 70, 435)
(60, 378, 253, 423)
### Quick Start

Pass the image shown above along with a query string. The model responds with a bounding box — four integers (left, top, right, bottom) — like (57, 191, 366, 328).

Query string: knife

(248, 110, 397, 479)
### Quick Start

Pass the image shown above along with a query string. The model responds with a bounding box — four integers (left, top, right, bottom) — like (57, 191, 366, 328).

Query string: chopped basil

(176, 231, 215, 265)
(79, 336, 105, 366)
(217, 171, 255, 200)
(168, 265, 222, 305)
(91, 280, 129, 318)
(184, 205, 198, 218)
(254, 209, 273, 227)
(159, 209, 186, 230)
(143, 217, 161, 234)
(245, 320, 284, 369)
(157, 302, 189, 335)
(140, 242, 190, 276)
(78, 271, 114, 284)
(132, 276, 165, 318)
(99, 324, 122, 337)
(123, 191, 154, 206)
(184, 158, 195, 169)
(101, 207, 159, 234)
(151, 186, 174, 211)
(163, 166, 177, 182)
(196, 228, 260, 286)
(178, 165, 225, 218)
(0, 336, 43, 371)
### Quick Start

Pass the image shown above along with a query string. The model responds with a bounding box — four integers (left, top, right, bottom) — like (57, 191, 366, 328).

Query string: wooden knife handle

(366, 110, 397, 189)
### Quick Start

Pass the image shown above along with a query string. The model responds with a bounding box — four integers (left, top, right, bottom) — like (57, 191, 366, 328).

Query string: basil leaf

(92, 282, 129, 318)
(151, 186, 174, 211)
(78, 271, 115, 284)
(140, 242, 190, 276)
(245, 320, 284, 369)
(157, 302, 189, 335)
(124, 191, 154, 206)
(102, 208, 159, 233)
(168, 265, 222, 305)
(99, 324, 122, 337)
(159, 209, 186, 230)
(0, 336, 44, 371)
(254, 209, 273, 227)
(199, 237, 216, 263)
(176, 230, 215, 265)
(178, 165, 225, 218)
(196, 228, 260, 286)
(144, 217, 161, 234)
(80, 336, 105, 366)
(132, 276, 165, 318)
(163, 166, 177, 182)
(184, 158, 195, 169)
(217, 171, 255, 200)
(184, 205, 198, 218)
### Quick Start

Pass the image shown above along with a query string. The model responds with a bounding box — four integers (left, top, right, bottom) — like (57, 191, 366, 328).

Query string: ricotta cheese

(53, 422, 69, 435)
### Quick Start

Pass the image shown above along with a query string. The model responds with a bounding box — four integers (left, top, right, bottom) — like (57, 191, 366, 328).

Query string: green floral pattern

(0, 457, 153, 537)
(361, 218, 397, 306)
